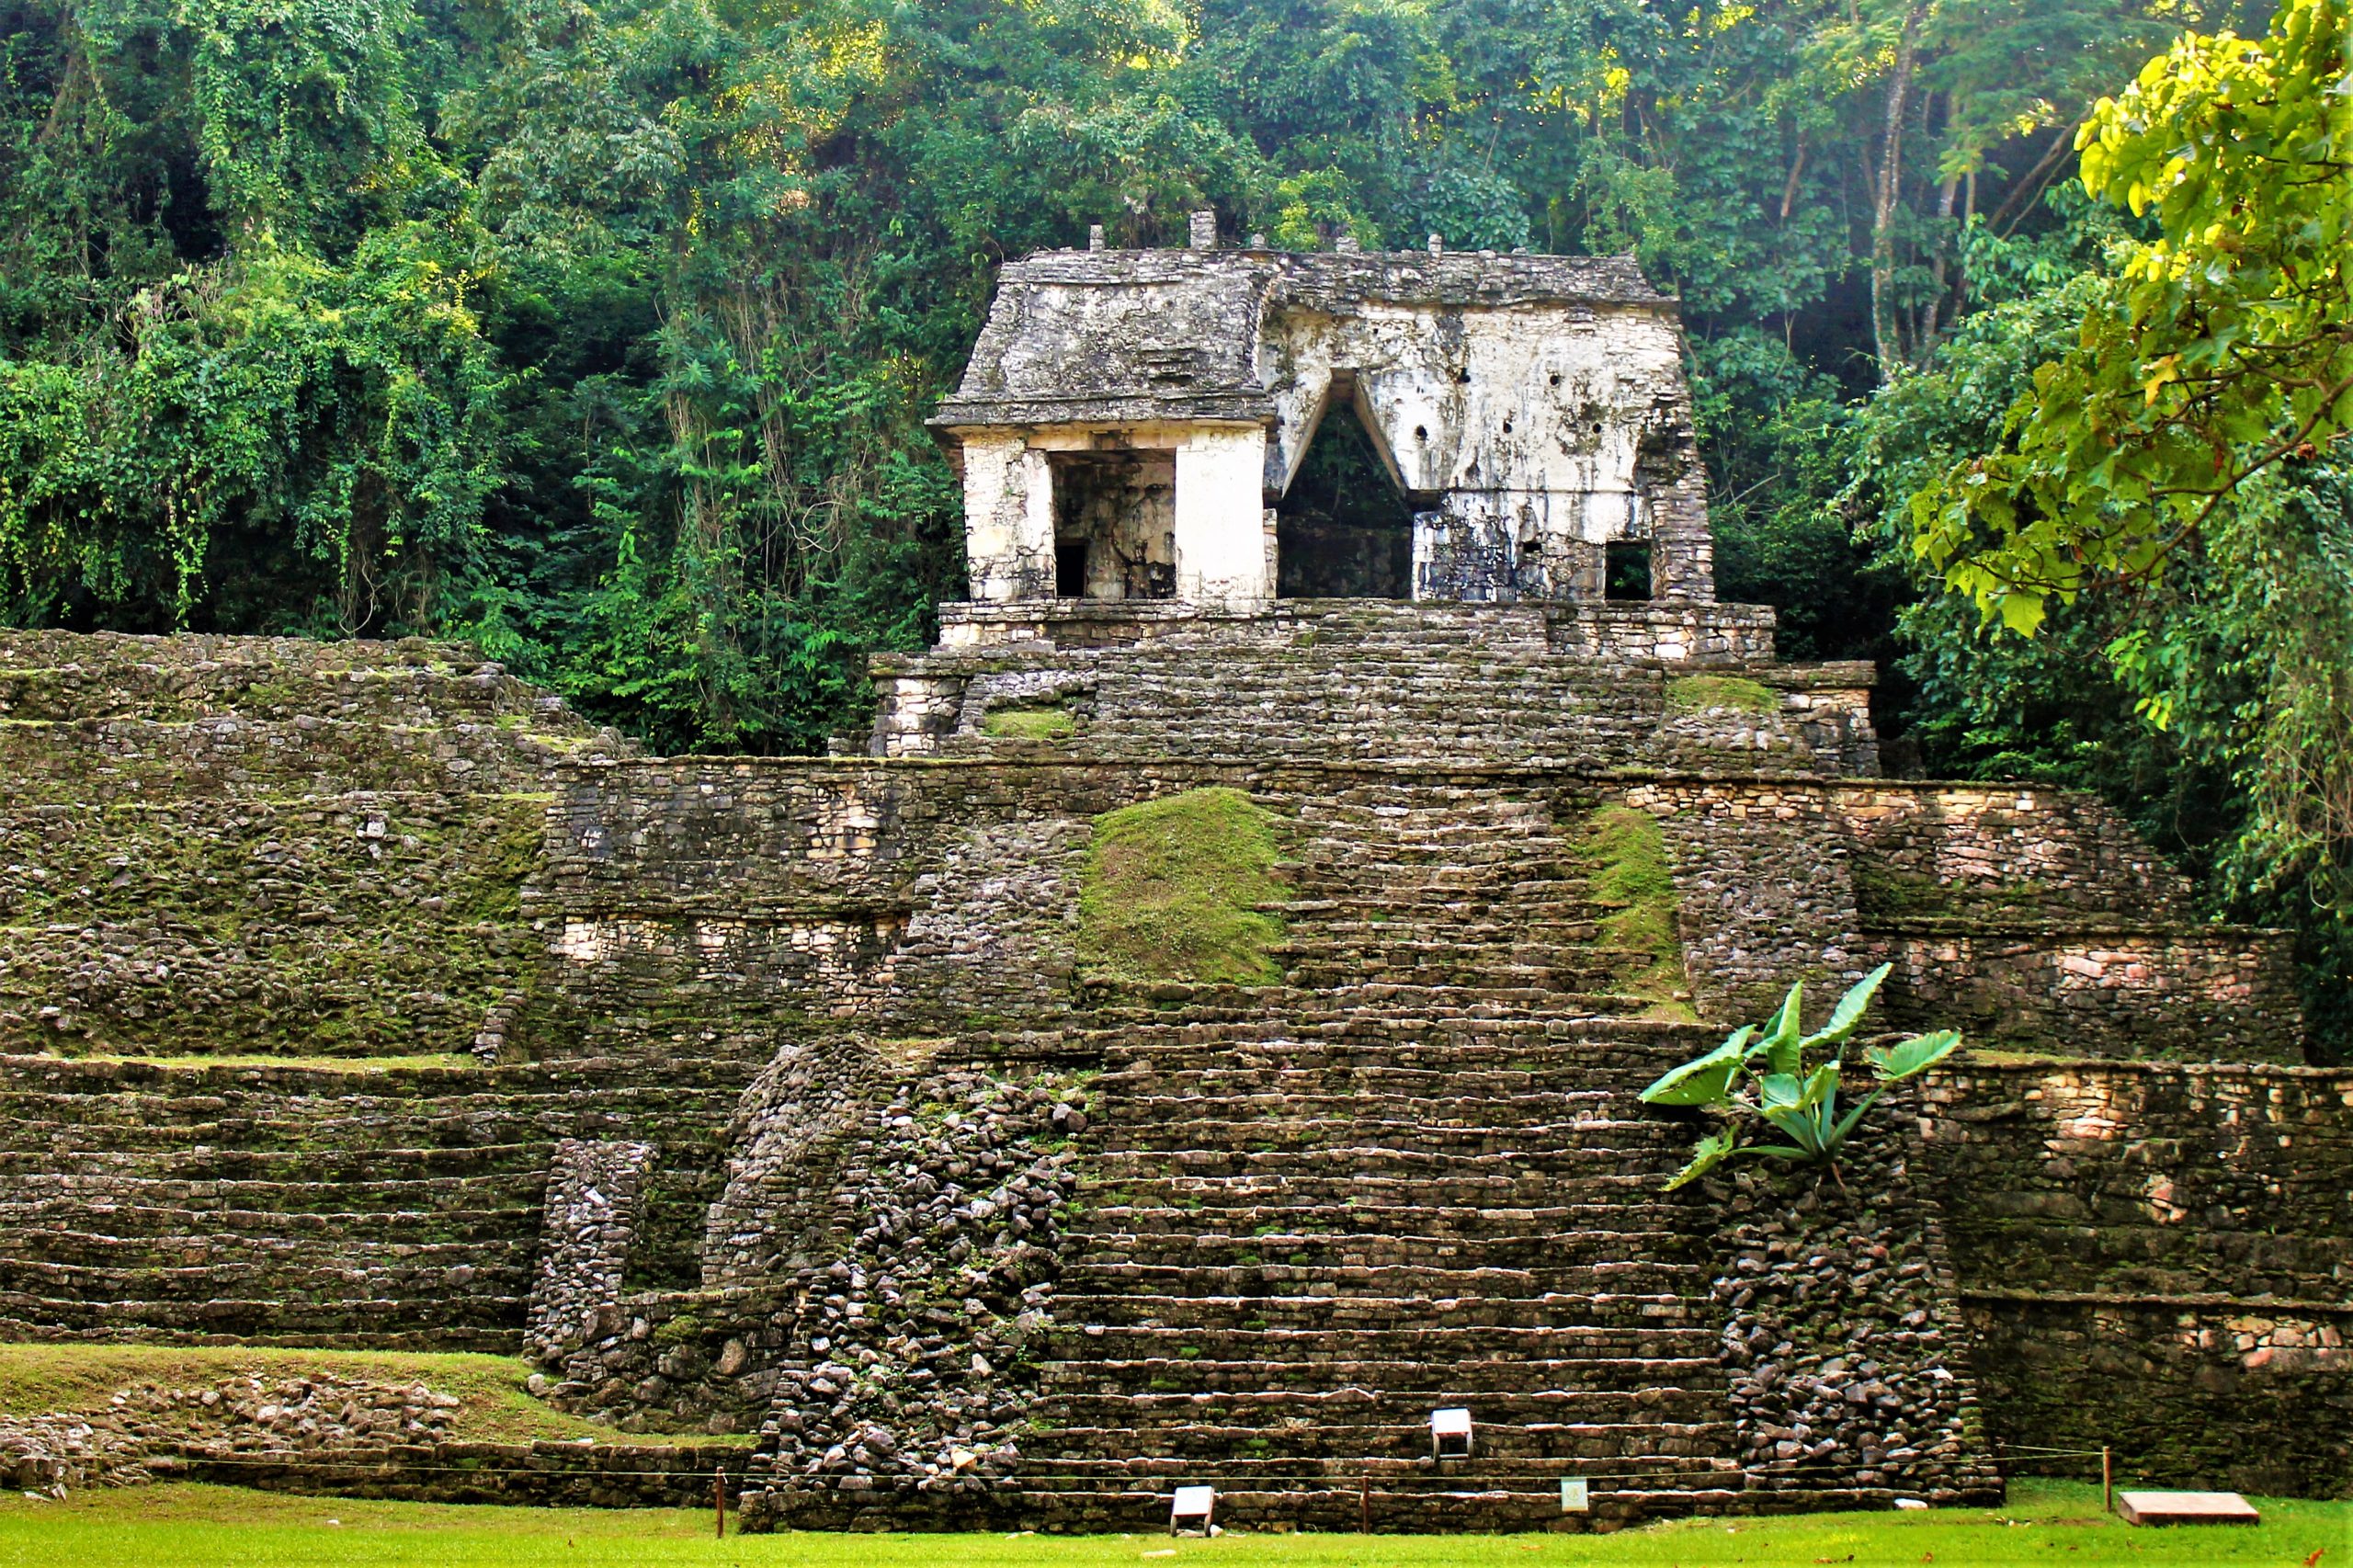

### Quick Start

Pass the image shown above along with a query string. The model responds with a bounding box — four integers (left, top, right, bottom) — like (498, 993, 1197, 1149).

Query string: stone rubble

(0, 1373, 465, 1495)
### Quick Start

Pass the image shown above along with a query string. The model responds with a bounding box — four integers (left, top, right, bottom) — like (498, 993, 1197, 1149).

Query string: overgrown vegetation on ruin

(1076, 788, 1287, 987)
(1665, 676, 1780, 717)
(1574, 805, 1693, 1021)
(1642, 964, 1961, 1188)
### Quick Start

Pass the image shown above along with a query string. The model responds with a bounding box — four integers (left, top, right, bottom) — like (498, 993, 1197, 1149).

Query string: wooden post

(2101, 1447, 2112, 1516)
(1359, 1472, 1370, 1534)
(715, 1465, 727, 1539)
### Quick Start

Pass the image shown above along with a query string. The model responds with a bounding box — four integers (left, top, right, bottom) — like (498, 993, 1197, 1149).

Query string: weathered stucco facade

(932, 218, 1711, 608)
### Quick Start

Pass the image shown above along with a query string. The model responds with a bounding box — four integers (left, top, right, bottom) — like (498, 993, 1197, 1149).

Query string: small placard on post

(2114, 1491, 2261, 1527)
(1560, 1477, 1589, 1514)
(1171, 1483, 1216, 1537)
(1430, 1407, 1473, 1460)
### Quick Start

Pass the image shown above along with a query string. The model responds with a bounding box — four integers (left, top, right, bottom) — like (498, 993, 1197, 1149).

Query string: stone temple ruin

(0, 219, 2344, 1528)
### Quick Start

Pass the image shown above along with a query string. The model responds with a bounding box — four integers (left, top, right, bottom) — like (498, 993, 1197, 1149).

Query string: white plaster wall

(1260, 302, 1682, 544)
(1174, 426, 1271, 606)
(961, 436, 1055, 601)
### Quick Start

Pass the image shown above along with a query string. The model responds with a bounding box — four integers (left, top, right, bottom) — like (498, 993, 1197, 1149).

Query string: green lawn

(0, 1481, 2342, 1567)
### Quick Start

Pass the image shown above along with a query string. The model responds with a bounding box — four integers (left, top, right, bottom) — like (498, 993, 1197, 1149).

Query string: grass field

(0, 1481, 2341, 1567)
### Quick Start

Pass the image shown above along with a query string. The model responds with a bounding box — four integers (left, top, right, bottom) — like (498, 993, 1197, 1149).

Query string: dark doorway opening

(1605, 539, 1654, 601)
(1277, 403, 1413, 598)
(1051, 450, 1176, 599)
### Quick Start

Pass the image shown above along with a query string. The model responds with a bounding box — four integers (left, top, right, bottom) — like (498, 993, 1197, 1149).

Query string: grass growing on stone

(1078, 789, 1288, 986)
(1664, 675, 1779, 715)
(0, 1480, 2343, 1566)
(0, 1345, 680, 1447)
(1573, 806, 1694, 1022)
(980, 704, 1078, 741)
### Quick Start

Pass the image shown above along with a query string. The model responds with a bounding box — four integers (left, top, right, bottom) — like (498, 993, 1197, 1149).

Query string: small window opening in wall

(1605, 540, 1654, 601)
(1055, 542, 1089, 597)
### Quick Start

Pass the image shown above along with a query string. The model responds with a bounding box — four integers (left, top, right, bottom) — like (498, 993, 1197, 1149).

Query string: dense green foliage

(0, 0, 2236, 739)
(1, 0, 2344, 1049)
(1897, 0, 2352, 1056)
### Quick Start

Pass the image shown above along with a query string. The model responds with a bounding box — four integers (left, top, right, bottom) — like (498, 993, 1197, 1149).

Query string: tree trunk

(1870, 3, 1928, 377)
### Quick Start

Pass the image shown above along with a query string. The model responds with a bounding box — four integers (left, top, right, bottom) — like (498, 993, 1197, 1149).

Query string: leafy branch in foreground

(1906, 0, 2352, 638)
(1639, 963, 1961, 1190)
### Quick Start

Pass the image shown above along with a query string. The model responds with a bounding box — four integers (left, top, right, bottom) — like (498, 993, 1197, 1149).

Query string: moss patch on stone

(1574, 804, 1694, 1021)
(1078, 788, 1288, 985)
(1665, 674, 1779, 715)
(980, 704, 1076, 741)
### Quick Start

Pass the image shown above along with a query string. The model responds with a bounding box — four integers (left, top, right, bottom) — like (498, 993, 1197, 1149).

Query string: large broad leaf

(1798, 1060, 1840, 1110)
(1755, 1073, 1822, 1154)
(1800, 1060, 1842, 1147)
(1662, 1126, 1739, 1192)
(1640, 1025, 1756, 1107)
(1757, 983, 1806, 1077)
(1802, 962, 1893, 1053)
(1862, 1028, 1963, 1083)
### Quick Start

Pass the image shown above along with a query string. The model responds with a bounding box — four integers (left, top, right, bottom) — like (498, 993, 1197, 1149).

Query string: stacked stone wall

(1917, 1060, 2353, 1495)
(1621, 778, 2303, 1063)
(0, 1053, 749, 1348)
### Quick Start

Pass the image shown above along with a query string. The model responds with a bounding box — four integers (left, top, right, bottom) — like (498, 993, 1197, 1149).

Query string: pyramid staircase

(0, 1056, 752, 1347)
(1009, 785, 1750, 1530)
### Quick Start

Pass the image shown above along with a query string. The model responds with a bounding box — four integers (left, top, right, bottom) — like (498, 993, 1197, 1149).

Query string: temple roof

(930, 249, 1671, 432)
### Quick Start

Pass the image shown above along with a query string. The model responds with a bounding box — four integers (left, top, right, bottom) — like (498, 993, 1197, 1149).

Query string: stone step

(1065, 1029, 1711, 1066)
(1073, 1201, 1697, 1240)
(1071, 1229, 1711, 1273)
(0, 1289, 525, 1345)
(1278, 961, 1634, 994)
(1084, 1144, 1697, 1183)
(1043, 1324, 1721, 1363)
(0, 1233, 536, 1283)
(0, 1182, 541, 1229)
(1095, 1117, 1692, 1158)
(1052, 1290, 1700, 1332)
(1091, 1054, 1647, 1092)
(997, 1480, 1744, 1532)
(1021, 1451, 1735, 1488)
(1037, 1417, 1733, 1463)
(1060, 1258, 1710, 1299)
(1040, 1383, 1726, 1428)
(1081, 1169, 1661, 1207)
(1096, 1093, 1666, 1130)
(1075, 992, 1662, 1028)
(0, 1146, 552, 1182)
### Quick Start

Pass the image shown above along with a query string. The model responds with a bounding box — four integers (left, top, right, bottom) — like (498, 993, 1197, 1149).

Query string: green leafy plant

(1639, 962, 1961, 1190)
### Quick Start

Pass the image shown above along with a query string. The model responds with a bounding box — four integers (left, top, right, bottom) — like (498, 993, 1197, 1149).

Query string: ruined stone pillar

(959, 435, 1055, 602)
(1172, 426, 1270, 607)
